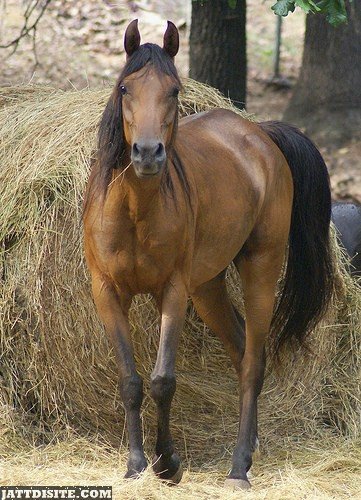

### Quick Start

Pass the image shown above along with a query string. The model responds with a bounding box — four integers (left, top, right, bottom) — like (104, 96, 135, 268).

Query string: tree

(189, 0, 247, 109)
(189, 0, 350, 111)
(284, 2, 361, 144)
(3, 0, 354, 127)
(0, 0, 51, 56)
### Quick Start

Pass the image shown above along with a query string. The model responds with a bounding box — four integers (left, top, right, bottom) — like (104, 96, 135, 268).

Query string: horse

(83, 20, 334, 490)
(331, 201, 361, 276)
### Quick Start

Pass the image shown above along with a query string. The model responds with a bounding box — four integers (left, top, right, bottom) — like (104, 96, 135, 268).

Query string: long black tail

(259, 121, 335, 356)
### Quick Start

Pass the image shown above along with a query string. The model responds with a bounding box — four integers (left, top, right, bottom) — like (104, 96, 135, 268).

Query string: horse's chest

(108, 226, 177, 293)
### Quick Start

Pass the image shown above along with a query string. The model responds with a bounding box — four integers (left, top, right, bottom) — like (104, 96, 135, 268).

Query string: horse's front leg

(151, 278, 188, 484)
(91, 273, 147, 478)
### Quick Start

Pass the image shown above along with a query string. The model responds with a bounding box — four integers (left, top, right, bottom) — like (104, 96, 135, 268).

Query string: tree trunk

(189, 0, 247, 109)
(284, 2, 361, 145)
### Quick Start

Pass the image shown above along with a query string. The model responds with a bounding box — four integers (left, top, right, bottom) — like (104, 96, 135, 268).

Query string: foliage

(193, 0, 350, 25)
(271, 0, 350, 25)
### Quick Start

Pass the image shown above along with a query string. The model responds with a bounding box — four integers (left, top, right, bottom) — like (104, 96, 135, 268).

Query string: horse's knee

(120, 374, 143, 411)
(150, 374, 176, 404)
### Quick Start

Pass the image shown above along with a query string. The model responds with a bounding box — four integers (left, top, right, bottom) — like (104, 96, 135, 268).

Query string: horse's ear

(163, 21, 179, 58)
(124, 19, 141, 58)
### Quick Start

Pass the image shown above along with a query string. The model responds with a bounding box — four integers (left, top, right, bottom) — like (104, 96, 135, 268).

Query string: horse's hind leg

(225, 243, 287, 489)
(90, 273, 147, 478)
(191, 272, 259, 484)
(191, 271, 246, 373)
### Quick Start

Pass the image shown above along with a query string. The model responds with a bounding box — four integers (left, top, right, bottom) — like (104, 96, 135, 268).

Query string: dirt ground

(1, 0, 359, 202)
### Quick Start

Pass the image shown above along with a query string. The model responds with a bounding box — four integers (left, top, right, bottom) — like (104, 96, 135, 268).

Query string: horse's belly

(190, 236, 246, 291)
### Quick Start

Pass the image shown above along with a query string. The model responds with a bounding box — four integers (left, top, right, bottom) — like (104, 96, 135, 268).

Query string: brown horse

(83, 20, 334, 489)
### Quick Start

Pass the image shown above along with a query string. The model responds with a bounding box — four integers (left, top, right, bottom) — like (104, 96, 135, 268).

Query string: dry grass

(0, 81, 360, 497)
(1, 430, 361, 499)
(1, 407, 361, 499)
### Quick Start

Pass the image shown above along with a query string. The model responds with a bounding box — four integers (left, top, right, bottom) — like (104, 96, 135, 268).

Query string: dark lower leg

(229, 350, 265, 482)
(150, 374, 181, 479)
(121, 374, 147, 477)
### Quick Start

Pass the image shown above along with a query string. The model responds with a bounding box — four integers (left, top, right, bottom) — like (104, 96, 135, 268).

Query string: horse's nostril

(155, 143, 164, 157)
(132, 143, 140, 156)
(155, 142, 164, 159)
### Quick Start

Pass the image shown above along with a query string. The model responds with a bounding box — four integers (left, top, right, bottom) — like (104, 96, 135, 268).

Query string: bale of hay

(0, 82, 360, 468)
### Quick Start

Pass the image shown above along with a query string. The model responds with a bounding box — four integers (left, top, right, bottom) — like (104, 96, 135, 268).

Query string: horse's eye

(120, 85, 127, 95)
(172, 87, 180, 98)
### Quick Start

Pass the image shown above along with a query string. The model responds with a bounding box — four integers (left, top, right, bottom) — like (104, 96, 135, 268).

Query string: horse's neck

(116, 169, 162, 222)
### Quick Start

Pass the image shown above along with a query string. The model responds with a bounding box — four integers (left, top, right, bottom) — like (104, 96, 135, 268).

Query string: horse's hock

(0, 83, 360, 462)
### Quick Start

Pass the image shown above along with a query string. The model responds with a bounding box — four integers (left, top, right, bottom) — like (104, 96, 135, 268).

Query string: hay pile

(2, 432, 361, 498)
(0, 81, 360, 496)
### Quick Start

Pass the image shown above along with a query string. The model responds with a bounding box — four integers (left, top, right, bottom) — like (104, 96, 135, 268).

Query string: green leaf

(327, 7, 348, 25)
(295, 0, 321, 13)
(272, 0, 349, 25)
(271, 0, 296, 17)
(318, 0, 348, 26)
(228, 0, 237, 8)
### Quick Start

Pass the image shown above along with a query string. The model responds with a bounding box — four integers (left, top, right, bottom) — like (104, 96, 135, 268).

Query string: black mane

(97, 43, 188, 202)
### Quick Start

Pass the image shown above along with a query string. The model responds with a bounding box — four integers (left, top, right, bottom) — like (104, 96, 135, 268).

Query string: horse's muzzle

(131, 141, 166, 177)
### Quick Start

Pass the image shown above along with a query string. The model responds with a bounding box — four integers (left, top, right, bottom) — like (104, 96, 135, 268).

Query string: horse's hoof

(124, 455, 147, 479)
(124, 469, 144, 479)
(224, 478, 251, 490)
(124, 467, 147, 479)
(152, 453, 183, 485)
(165, 462, 183, 485)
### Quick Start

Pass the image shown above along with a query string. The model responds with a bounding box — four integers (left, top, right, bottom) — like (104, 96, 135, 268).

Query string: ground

(1, 0, 360, 202)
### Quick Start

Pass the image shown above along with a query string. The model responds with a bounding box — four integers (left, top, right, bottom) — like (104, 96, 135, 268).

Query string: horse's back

(178, 108, 289, 187)
(179, 108, 263, 142)
(177, 108, 293, 221)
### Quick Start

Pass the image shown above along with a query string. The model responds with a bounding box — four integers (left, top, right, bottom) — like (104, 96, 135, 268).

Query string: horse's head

(97, 20, 182, 194)
(119, 20, 180, 178)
